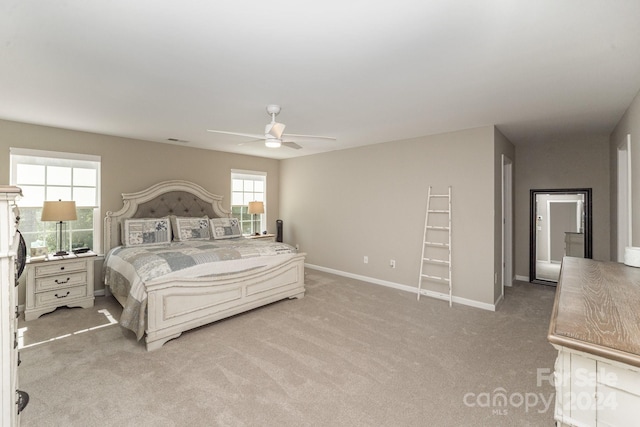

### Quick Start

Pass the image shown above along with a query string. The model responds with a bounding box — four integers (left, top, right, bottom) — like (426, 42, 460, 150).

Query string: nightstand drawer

(34, 260, 86, 277)
(35, 272, 87, 292)
(34, 285, 87, 306)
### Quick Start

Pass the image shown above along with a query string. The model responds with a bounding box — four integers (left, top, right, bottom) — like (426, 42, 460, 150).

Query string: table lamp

(247, 201, 264, 235)
(41, 200, 77, 256)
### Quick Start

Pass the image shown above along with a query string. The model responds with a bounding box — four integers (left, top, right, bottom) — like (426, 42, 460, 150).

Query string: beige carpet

(18, 269, 557, 426)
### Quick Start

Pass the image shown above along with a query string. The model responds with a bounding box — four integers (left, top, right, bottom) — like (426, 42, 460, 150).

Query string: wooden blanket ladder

(417, 186, 452, 306)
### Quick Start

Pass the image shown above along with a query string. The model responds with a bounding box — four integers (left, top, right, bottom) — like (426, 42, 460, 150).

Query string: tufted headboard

(104, 180, 231, 254)
(132, 191, 218, 218)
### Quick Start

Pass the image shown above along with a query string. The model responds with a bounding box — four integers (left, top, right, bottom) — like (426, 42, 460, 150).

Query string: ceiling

(1, 1, 639, 160)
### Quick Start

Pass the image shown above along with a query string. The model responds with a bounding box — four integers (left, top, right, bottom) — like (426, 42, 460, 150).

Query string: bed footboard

(144, 253, 305, 351)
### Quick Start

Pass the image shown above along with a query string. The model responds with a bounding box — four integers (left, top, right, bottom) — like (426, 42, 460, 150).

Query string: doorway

(501, 155, 513, 300)
(529, 188, 592, 285)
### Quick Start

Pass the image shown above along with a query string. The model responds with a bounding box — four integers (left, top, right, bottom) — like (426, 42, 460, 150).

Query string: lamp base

(54, 221, 69, 257)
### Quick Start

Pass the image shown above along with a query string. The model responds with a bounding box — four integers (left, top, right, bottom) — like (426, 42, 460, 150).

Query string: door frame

(501, 155, 513, 299)
(617, 134, 632, 261)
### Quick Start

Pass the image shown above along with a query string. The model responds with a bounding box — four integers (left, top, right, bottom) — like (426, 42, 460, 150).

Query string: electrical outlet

(363, 256, 368, 264)
(295, 244, 299, 251)
(390, 259, 396, 268)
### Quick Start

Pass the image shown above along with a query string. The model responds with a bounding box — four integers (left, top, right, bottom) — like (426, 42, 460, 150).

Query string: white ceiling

(1, 1, 639, 160)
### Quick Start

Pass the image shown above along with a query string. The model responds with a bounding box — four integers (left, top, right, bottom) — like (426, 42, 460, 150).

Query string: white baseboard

(305, 263, 496, 312)
(515, 274, 529, 282)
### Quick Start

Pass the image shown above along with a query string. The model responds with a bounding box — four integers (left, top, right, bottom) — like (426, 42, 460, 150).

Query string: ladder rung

(427, 210, 449, 213)
(426, 225, 450, 230)
(421, 274, 450, 282)
(423, 258, 449, 264)
(429, 194, 449, 198)
(424, 242, 450, 247)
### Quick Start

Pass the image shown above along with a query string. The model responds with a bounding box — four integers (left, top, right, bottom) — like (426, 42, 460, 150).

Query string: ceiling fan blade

(207, 130, 266, 140)
(237, 139, 264, 146)
(282, 141, 303, 150)
(266, 122, 286, 139)
(282, 133, 336, 140)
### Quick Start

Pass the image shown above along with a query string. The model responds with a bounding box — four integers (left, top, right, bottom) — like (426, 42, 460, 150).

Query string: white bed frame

(104, 180, 305, 351)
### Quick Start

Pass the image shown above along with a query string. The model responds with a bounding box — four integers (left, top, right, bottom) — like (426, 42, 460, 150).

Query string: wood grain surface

(548, 257, 640, 367)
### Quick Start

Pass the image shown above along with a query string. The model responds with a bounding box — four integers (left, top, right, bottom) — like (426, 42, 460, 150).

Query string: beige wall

(610, 88, 640, 256)
(281, 126, 510, 307)
(0, 119, 280, 300)
(514, 135, 610, 279)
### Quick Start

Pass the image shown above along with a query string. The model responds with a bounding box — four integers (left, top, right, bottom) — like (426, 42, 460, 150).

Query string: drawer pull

(54, 291, 71, 299)
(55, 277, 71, 285)
(16, 390, 29, 414)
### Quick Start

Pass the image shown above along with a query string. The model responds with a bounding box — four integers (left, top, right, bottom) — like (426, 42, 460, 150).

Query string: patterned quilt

(103, 239, 297, 339)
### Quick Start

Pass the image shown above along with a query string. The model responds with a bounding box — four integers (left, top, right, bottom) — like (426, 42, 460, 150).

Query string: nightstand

(246, 233, 275, 242)
(24, 255, 95, 321)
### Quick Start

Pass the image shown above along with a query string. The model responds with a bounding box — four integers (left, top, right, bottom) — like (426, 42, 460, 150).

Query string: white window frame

(10, 147, 102, 254)
(231, 169, 266, 235)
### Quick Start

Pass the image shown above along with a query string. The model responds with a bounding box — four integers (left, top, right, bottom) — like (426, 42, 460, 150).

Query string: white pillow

(122, 218, 172, 247)
(170, 216, 210, 241)
(210, 217, 242, 239)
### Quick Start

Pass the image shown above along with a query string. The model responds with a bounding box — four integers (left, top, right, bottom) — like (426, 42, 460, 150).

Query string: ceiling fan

(207, 105, 336, 149)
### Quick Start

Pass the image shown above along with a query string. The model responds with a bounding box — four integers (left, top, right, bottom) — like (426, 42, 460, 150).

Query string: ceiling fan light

(265, 139, 281, 148)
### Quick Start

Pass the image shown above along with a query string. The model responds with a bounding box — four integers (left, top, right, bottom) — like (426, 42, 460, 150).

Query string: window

(10, 148, 101, 255)
(231, 170, 266, 235)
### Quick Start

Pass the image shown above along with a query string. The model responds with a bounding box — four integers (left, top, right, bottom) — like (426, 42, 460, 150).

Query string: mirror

(530, 188, 592, 284)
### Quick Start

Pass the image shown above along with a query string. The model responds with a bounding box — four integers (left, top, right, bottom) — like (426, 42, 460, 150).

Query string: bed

(103, 180, 305, 351)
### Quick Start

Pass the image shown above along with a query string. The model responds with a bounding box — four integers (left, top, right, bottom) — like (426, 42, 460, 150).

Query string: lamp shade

(41, 200, 77, 222)
(247, 201, 264, 215)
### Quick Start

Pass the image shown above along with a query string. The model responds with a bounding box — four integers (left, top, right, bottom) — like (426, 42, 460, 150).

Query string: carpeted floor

(18, 269, 557, 426)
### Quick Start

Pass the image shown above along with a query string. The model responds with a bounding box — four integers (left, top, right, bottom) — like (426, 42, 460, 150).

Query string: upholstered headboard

(132, 190, 218, 218)
(104, 180, 231, 253)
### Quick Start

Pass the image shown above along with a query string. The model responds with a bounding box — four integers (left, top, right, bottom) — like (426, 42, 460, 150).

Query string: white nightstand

(246, 233, 275, 242)
(24, 254, 95, 321)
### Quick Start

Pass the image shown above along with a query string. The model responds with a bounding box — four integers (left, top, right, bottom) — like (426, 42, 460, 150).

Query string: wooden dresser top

(548, 257, 640, 367)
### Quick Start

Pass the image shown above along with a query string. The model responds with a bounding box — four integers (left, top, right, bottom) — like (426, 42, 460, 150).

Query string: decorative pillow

(122, 218, 172, 247)
(170, 216, 210, 241)
(210, 217, 242, 239)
